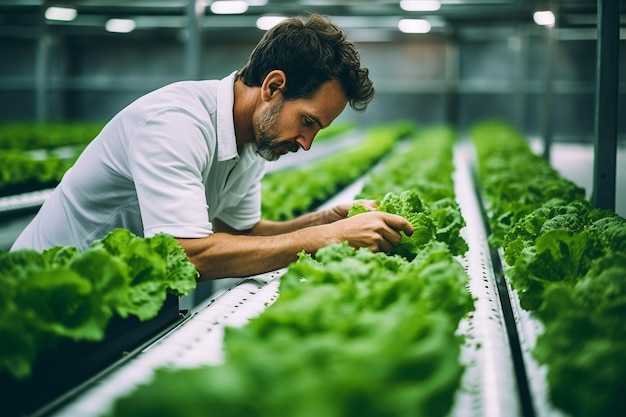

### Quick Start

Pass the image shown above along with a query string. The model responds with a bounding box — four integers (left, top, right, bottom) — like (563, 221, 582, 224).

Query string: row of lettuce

(12, 119, 618, 416)
(261, 122, 415, 220)
(107, 124, 475, 417)
(0, 122, 104, 196)
(0, 230, 198, 380)
(0, 121, 355, 198)
(471, 120, 625, 417)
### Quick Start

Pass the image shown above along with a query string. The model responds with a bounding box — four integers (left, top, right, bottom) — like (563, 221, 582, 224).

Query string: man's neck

(233, 79, 259, 150)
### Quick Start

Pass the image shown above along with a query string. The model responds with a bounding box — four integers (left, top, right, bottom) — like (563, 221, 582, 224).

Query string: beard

(254, 99, 299, 162)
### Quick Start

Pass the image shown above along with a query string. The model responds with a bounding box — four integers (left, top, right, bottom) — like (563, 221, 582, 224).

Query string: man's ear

(261, 70, 286, 102)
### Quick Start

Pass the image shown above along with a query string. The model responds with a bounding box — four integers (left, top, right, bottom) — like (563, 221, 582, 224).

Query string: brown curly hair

(237, 13, 374, 112)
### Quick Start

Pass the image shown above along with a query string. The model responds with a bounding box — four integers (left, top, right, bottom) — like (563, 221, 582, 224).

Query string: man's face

(254, 98, 294, 162)
(253, 79, 348, 162)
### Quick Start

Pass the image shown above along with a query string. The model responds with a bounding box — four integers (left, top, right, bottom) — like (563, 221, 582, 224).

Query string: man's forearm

(249, 210, 332, 236)
(180, 205, 411, 280)
(177, 225, 338, 280)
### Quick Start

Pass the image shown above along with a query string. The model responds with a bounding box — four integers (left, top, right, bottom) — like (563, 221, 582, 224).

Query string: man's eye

(303, 117, 315, 126)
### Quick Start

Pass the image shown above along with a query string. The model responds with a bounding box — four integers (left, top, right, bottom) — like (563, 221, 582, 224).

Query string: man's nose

(296, 134, 315, 151)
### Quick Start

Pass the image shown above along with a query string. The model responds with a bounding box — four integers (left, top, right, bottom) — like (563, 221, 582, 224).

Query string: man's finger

(381, 212, 413, 236)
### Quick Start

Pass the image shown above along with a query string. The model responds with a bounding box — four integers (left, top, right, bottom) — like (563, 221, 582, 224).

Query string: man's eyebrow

(309, 114, 325, 129)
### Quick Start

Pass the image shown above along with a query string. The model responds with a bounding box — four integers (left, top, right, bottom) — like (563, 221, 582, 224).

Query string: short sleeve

(129, 108, 215, 238)
(216, 180, 262, 231)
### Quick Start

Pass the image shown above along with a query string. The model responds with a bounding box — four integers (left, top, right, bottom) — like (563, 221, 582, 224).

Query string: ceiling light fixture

(533, 10, 555, 27)
(105, 18, 136, 33)
(44, 6, 77, 21)
(399, 0, 441, 12)
(210, 0, 248, 15)
(398, 18, 431, 33)
(256, 15, 287, 30)
(195, 0, 206, 15)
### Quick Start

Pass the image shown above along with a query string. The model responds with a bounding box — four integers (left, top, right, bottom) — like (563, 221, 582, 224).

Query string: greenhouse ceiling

(0, 0, 619, 38)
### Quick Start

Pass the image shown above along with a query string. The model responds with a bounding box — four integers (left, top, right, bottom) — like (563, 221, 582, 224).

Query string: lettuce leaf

(0, 229, 197, 379)
(377, 191, 436, 260)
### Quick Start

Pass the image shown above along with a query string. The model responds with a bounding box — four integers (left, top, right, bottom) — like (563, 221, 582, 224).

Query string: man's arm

(177, 210, 412, 280)
(212, 211, 330, 237)
(214, 199, 377, 236)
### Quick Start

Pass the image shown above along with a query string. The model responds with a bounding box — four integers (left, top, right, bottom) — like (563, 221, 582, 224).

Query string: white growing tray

(450, 143, 521, 417)
(502, 256, 569, 417)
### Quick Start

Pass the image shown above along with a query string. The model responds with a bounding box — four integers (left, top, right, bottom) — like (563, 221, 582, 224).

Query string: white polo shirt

(12, 72, 266, 252)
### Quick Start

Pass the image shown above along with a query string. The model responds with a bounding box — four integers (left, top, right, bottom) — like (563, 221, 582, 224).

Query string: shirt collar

(216, 71, 239, 161)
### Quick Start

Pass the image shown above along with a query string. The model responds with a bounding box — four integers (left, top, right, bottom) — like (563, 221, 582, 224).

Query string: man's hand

(328, 210, 413, 254)
(325, 199, 378, 223)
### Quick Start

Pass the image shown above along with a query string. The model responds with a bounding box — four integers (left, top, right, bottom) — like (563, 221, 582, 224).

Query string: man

(12, 13, 413, 280)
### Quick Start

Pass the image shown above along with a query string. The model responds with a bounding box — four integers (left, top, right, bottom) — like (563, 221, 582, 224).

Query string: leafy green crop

(350, 190, 435, 261)
(532, 253, 626, 417)
(471, 120, 626, 417)
(0, 122, 104, 196)
(110, 242, 473, 417)
(0, 229, 197, 379)
(470, 120, 586, 247)
(108, 124, 473, 417)
(261, 122, 416, 221)
(356, 126, 468, 256)
(0, 122, 103, 151)
(0, 149, 81, 196)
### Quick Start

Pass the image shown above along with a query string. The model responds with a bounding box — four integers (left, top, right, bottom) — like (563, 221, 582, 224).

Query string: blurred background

(0, 4, 625, 415)
(1, 0, 624, 143)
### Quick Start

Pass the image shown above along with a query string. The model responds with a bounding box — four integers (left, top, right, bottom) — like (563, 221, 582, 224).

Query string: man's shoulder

(133, 79, 221, 122)
(158, 79, 220, 100)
